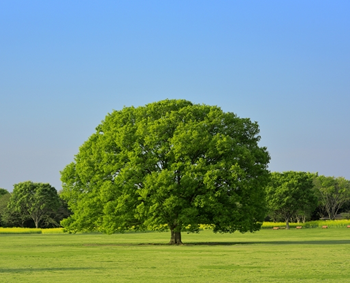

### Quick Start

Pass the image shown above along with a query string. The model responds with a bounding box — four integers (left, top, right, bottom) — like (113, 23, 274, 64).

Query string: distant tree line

(1, 173, 349, 230)
(0, 182, 70, 228)
(265, 172, 350, 229)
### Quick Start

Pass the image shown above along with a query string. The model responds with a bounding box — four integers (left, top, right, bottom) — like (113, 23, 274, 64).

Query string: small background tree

(313, 176, 350, 220)
(8, 181, 60, 228)
(266, 171, 317, 229)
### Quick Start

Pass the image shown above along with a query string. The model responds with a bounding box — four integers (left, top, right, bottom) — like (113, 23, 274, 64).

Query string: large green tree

(266, 171, 317, 229)
(61, 99, 270, 244)
(8, 181, 60, 228)
(313, 176, 350, 220)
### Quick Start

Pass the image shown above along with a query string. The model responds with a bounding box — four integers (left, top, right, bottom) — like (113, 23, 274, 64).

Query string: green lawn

(1, 229, 350, 282)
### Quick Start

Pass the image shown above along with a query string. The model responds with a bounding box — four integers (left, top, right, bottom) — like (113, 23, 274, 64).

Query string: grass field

(1, 229, 350, 282)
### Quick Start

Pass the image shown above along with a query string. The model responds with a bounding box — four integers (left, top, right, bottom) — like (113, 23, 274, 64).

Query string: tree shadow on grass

(83, 239, 350, 246)
(0, 267, 104, 273)
(182, 240, 350, 246)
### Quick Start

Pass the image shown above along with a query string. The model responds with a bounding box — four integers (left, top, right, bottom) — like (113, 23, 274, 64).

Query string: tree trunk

(169, 230, 182, 245)
(286, 218, 290, 230)
(327, 206, 336, 220)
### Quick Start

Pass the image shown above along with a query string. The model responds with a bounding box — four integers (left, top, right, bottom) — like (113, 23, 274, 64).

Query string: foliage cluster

(313, 176, 350, 219)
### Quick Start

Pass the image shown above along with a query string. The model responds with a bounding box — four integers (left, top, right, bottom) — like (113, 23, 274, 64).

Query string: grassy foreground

(1, 229, 350, 282)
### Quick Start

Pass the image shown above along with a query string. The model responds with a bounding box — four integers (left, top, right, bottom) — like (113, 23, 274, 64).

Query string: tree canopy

(265, 171, 317, 228)
(0, 193, 31, 227)
(61, 99, 270, 244)
(8, 181, 60, 228)
(0, 193, 12, 227)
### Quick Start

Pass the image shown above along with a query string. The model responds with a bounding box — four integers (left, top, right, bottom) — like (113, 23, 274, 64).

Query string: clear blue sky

(1, 1, 349, 191)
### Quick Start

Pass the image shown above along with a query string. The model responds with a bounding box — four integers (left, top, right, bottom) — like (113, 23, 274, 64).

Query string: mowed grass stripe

(1, 229, 350, 282)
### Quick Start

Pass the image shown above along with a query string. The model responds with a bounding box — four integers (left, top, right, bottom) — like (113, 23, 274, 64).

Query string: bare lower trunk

(328, 206, 338, 220)
(32, 213, 40, 228)
(328, 210, 335, 220)
(169, 230, 182, 245)
(286, 218, 290, 230)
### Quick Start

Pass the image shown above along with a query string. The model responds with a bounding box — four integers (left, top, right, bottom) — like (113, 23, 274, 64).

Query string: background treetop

(0, 188, 9, 198)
